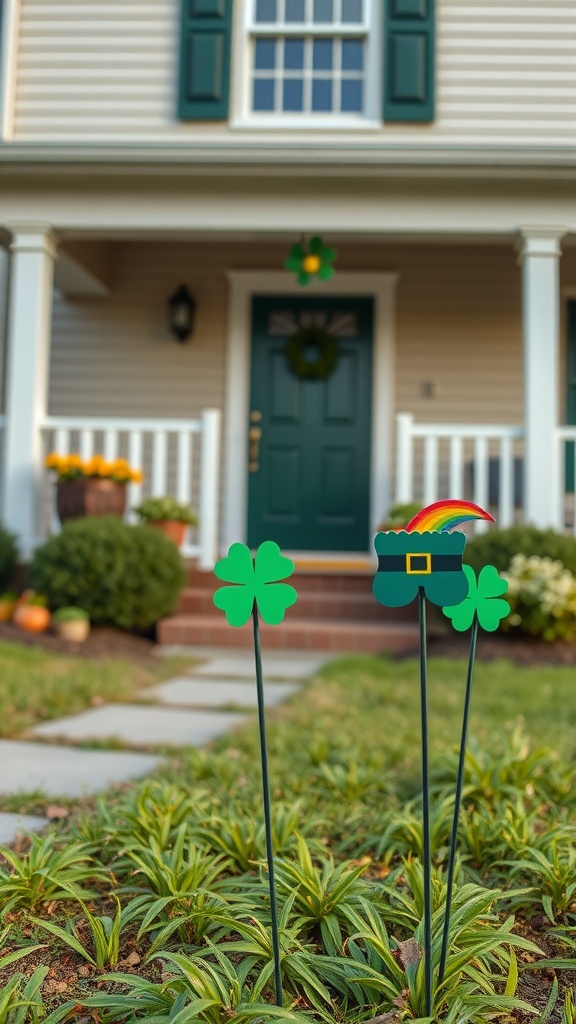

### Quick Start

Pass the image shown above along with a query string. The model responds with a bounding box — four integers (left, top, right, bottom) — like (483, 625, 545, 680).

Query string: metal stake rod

(438, 612, 479, 985)
(418, 587, 433, 1015)
(252, 603, 283, 1006)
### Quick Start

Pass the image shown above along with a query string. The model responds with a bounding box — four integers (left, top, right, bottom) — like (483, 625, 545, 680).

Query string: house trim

(0, 0, 20, 140)
(223, 270, 397, 555)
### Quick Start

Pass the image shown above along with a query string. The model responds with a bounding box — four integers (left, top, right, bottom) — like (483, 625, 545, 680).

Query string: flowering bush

(501, 553, 576, 641)
(45, 453, 142, 484)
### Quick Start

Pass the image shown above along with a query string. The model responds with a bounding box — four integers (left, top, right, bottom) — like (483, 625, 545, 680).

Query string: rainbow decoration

(406, 499, 495, 534)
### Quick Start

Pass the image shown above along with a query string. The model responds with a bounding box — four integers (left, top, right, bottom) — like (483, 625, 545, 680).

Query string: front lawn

(1, 652, 575, 1021)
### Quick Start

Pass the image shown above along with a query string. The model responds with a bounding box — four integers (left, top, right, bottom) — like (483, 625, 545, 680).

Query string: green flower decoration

(284, 236, 337, 286)
(443, 564, 510, 632)
(213, 541, 298, 627)
(373, 530, 469, 609)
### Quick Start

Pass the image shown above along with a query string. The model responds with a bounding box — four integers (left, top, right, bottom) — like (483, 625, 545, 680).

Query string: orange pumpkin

(13, 604, 51, 633)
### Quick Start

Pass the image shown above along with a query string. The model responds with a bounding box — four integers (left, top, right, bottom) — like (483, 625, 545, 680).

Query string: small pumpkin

(13, 592, 51, 633)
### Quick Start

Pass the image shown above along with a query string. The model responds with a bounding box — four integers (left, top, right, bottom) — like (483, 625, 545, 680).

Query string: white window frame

(229, 0, 381, 130)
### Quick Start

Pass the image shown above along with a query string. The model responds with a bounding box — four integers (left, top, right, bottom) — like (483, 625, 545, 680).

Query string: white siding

(12, 0, 576, 144)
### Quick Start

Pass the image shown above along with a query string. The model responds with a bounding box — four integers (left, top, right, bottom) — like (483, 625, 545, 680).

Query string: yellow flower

(45, 452, 61, 469)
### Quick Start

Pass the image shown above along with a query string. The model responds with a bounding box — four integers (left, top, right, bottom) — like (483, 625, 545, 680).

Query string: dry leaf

(120, 950, 141, 967)
(396, 938, 423, 970)
(45, 804, 69, 820)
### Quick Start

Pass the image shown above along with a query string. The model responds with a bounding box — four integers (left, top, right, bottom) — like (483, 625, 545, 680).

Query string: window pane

(255, 38, 276, 69)
(312, 78, 332, 111)
(253, 78, 275, 110)
(255, 0, 277, 21)
(341, 38, 363, 70)
(341, 0, 362, 20)
(283, 78, 304, 110)
(284, 38, 304, 69)
(285, 0, 305, 21)
(341, 77, 362, 111)
(313, 0, 333, 22)
(312, 38, 333, 70)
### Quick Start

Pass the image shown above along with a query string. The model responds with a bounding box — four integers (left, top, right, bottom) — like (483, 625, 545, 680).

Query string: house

(0, 0, 575, 609)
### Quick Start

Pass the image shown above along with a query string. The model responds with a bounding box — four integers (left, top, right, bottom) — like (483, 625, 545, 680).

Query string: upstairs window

(249, 0, 375, 120)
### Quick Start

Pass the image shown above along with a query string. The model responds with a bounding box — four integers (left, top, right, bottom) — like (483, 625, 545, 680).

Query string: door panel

(247, 296, 373, 551)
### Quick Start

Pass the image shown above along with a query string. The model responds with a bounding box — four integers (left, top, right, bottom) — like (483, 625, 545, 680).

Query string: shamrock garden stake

(372, 499, 494, 1015)
(214, 541, 298, 1007)
(438, 564, 510, 984)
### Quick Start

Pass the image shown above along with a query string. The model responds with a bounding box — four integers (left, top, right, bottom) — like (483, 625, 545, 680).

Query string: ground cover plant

(0, 653, 576, 1020)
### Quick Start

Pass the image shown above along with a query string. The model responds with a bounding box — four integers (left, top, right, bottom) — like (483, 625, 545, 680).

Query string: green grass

(0, 640, 191, 738)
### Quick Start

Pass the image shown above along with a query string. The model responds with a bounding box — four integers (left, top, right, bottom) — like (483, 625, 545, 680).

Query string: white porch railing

(41, 409, 221, 568)
(395, 413, 525, 533)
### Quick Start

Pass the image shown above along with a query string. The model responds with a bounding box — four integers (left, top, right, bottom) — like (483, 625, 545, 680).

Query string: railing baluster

(198, 409, 222, 568)
(54, 428, 69, 456)
(152, 432, 167, 496)
(80, 430, 93, 461)
(396, 413, 414, 504)
(449, 437, 464, 498)
(499, 434, 513, 528)
(128, 432, 143, 521)
(473, 437, 489, 533)
(423, 436, 438, 506)
(177, 430, 191, 505)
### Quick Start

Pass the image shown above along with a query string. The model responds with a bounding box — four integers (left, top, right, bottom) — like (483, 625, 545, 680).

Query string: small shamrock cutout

(284, 236, 337, 286)
(443, 564, 510, 633)
(214, 541, 298, 627)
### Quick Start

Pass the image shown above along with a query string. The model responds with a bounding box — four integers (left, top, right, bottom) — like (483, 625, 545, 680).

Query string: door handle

(249, 425, 262, 472)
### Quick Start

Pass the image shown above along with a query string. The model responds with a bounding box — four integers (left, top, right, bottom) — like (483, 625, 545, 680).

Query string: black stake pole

(252, 603, 283, 1007)
(438, 612, 478, 986)
(418, 588, 433, 1016)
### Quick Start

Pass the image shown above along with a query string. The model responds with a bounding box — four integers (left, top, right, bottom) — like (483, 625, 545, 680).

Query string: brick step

(186, 567, 377, 595)
(178, 586, 417, 622)
(157, 614, 420, 655)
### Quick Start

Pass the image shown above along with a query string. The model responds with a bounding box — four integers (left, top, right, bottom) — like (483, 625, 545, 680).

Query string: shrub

(30, 517, 185, 630)
(465, 525, 576, 576)
(502, 554, 576, 642)
(133, 495, 197, 525)
(0, 525, 18, 591)
(52, 606, 89, 623)
(377, 501, 422, 531)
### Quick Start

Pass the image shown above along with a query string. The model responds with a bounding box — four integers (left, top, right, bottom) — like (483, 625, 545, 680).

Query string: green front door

(247, 296, 373, 551)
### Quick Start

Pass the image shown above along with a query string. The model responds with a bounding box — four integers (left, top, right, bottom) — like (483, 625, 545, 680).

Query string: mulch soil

(429, 628, 576, 666)
(0, 621, 157, 664)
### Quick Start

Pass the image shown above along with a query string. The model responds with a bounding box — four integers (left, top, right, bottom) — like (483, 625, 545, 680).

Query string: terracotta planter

(146, 519, 188, 547)
(0, 600, 16, 623)
(56, 479, 127, 524)
(54, 619, 90, 643)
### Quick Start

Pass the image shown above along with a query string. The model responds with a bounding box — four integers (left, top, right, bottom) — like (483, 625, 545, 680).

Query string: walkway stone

(193, 652, 327, 680)
(31, 705, 247, 748)
(153, 677, 298, 709)
(0, 740, 159, 798)
(0, 812, 48, 844)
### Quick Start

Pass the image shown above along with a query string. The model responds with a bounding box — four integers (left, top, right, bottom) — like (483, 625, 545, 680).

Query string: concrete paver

(0, 812, 48, 844)
(31, 705, 247, 748)
(153, 677, 298, 709)
(194, 652, 327, 680)
(0, 740, 160, 798)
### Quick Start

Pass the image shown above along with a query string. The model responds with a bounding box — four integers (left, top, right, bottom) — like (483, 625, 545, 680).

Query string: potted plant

(52, 606, 90, 643)
(45, 453, 143, 524)
(0, 591, 18, 623)
(13, 592, 51, 633)
(377, 501, 423, 532)
(133, 495, 197, 547)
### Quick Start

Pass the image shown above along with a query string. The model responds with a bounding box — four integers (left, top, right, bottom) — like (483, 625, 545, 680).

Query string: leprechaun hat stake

(213, 541, 298, 1008)
(439, 563, 510, 984)
(372, 499, 495, 1016)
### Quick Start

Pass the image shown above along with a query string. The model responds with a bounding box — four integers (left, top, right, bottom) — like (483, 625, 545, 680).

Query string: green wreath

(286, 326, 339, 381)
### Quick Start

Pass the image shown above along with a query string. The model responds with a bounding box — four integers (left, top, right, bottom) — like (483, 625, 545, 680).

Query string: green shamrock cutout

(443, 564, 510, 633)
(214, 541, 298, 627)
(284, 236, 337, 286)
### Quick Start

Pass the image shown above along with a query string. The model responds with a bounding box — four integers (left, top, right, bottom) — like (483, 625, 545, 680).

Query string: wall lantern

(167, 284, 196, 343)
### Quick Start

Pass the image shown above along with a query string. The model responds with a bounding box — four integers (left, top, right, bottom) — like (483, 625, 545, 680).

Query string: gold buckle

(406, 552, 432, 575)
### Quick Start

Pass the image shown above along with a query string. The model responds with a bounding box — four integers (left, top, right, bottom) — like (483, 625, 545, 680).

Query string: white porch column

(519, 229, 564, 529)
(2, 225, 57, 558)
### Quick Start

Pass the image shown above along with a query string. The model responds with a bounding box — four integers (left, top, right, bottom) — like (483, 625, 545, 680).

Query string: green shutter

(383, 0, 435, 123)
(178, 0, 233, 120)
